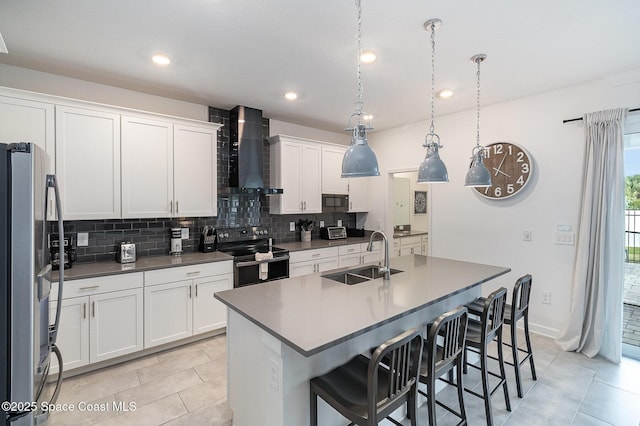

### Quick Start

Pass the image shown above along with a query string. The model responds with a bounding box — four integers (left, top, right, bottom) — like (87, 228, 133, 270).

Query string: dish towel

(255, 251, 273, 280)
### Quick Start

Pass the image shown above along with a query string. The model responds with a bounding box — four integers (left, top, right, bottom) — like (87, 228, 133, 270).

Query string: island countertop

(215, 255, 510, 356)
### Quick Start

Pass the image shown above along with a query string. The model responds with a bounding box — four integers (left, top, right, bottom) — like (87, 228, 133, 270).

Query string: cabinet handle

(170, 200, 173, 214)
(176, 201, 179, 214)
(80, 285, 100, 291)
(350, 201, 353, 210)
(186, 271, 201, 276)
(304, 201, 306, 211)
(411, 248, 414, 254)
(195, 284, 198, 297)
(300, 201, 303, 210)
(91, 301, 95, 318)
(83, 303, 87, 319)
(312, 253, 320, 258)
(189, 286, 192, 299)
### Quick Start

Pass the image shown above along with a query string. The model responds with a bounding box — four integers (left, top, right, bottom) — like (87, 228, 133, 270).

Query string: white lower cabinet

(338, 244, 362, 268)
(144, 261, 233, 348)
(50, 273, 143, 373)
(289, 247, 339, 277)
(394, 235, 426, 256)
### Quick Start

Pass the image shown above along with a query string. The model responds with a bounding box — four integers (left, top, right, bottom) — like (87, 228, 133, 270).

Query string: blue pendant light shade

(417, 135, 448, 183)
(342, 123, 380, 177)
(464, 145, 491, 187)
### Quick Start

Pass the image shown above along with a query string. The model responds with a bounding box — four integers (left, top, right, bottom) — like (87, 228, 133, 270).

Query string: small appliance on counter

(50, 234, 76, 269)
(199, 226, 217, 253)
(346, 228, 365, 237)
(116, 241, 136, 263)
(320, 226, 347, 240)
(170, 227, 183, 255)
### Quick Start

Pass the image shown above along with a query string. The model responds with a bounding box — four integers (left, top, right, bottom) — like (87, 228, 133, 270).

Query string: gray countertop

(215, 255, 510, 356)
(53, 251, 233, 281)
(274, 236, 373, 252)
(393, 229, 429, 238)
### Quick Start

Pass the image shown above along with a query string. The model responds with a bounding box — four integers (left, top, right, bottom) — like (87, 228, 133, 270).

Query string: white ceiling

(1, 0, 639, 131)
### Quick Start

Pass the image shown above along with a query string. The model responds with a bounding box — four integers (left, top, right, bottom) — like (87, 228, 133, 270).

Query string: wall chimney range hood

(221, 105, 283, 195)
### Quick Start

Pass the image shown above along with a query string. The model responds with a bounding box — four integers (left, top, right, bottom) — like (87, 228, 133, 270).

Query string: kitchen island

(215, 255, 510, 426)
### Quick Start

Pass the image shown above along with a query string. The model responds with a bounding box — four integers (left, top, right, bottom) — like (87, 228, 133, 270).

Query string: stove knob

(223, 233, 229, 238)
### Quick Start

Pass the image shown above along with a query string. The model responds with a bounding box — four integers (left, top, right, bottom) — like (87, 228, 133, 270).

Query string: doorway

(623, 119, 640, 360)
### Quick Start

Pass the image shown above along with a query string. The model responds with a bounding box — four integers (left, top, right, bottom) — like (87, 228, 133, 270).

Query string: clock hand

(494, 153, 508, 176)
(492, 167, 511, 178)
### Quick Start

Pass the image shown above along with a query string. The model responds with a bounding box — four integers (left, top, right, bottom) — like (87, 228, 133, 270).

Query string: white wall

(269, 119, 349, 145)
(0, 63, 208, 120)
(367, 78, 640, 337)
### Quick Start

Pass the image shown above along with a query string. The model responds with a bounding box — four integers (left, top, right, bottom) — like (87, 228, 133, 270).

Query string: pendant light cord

(429, 22, 436, 136)
(475, 56, 481, 148)
(355, 0, 363, 118)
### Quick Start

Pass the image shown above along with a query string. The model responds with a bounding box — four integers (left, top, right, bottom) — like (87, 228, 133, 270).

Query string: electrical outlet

(289, 222, 295, 232)
(542, 291, 551, 305)
(77, 232, 89, 247)
(337, 219, 342, 227)
(522, 230, 532, 241)
(320, 220, 325, 228)
(269, 358, 280, 390)
(181, 228, 189, 239)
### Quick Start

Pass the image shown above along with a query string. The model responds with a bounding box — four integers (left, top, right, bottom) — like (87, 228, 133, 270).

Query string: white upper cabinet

(269, 135, 322, 214)
(320, 143, 369, 212)
(0, 94, 55, 172)
(121, 115, 174, 218)
(121, 118, 218, 218)
(321, 145, 349, 194)
(173, 123, 218, 217)
(55, 105, 121, 220)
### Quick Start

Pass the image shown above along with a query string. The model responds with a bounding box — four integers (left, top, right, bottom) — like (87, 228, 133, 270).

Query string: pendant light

(464, 54, 492, 187)
(341, 0, 380, 178)
(418, 19, 448, 183)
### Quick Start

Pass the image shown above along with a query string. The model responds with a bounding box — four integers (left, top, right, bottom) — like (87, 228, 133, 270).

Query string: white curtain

(556, 107, 627, 363)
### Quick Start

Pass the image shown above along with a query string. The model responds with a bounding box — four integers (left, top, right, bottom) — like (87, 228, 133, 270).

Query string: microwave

(322, 194, 349, 212)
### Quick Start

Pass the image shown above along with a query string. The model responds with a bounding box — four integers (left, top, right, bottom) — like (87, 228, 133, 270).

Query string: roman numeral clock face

(475, 142, 533, 199)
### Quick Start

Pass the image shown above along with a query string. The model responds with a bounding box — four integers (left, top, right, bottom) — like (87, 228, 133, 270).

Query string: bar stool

(418, 306, 469, 426)
(467, 275, 536, 397)
(310, 328, 423, 426)
(463, 287, 510, 426)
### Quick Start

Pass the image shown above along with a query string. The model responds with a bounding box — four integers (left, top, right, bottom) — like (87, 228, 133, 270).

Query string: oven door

(234, 255, 290, 288)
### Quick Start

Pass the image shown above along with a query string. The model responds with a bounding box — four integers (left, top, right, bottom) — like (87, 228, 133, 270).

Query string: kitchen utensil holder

(301, 230, 311, 242)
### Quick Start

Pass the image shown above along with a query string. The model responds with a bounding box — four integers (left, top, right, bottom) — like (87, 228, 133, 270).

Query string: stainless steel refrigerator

(1, 143, 64, 425)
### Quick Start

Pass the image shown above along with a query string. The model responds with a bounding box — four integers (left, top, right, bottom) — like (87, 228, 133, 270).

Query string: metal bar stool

(467, 275, 536, 397)
(310, 328, 423, 426)
(463, 287, 511, 426)
(418, 306, 469, 426)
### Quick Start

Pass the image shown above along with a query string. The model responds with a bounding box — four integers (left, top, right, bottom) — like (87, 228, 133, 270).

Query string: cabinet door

(121, 116, 173, 218)
(50, 296, 90, 373)
(0, 96, 55, 172)
(90, 288, 143, 363)
(55, 105, 121, 219)
(316, 257, 339, 274)
(321, 146, 348, 194)
(173, 124, 218, 217)
(275, 141, 303, 214)
(192, 274, 232, 334)
(144, 280, 193, 348)
(400, 243, 421, 256)
(348, 177, 369, 212)
(301, 143, 322, 213)
(289, 260, 317, 278)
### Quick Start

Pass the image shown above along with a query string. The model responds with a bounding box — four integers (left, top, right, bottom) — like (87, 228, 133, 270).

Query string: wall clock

(414, 191, 427, 214)
(475, 142, 532, 199)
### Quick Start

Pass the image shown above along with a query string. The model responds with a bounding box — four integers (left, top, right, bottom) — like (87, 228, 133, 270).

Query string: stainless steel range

(216, 226, 289, 288)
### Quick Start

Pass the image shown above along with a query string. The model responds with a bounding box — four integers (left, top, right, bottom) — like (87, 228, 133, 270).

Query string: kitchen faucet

(367, 230, 390, 281)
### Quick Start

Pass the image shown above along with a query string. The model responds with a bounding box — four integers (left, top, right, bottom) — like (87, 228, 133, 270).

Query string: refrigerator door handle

(46, 174, 65, 346)
(36, 264, 52, 300)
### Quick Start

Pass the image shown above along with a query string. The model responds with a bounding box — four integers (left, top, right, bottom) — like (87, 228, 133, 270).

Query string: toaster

(117, 241, 136, 263)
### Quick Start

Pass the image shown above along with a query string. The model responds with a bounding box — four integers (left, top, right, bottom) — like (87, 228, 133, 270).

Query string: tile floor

(43, 330, 640, 426)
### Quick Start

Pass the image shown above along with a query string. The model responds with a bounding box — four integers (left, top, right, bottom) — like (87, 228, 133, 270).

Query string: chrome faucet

(367, 230, 390, 280)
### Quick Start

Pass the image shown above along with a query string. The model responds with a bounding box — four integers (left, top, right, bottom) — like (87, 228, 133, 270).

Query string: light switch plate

(320, 221, 325, 228)
(77, 232, 89, 247)
(337, 219, 342, 227)
(290, 222, 295, 232)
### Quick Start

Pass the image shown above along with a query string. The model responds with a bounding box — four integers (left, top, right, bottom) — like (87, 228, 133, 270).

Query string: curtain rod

(563, 107, 640, 124)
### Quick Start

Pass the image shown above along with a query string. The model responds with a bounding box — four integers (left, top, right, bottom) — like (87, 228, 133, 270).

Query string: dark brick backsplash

(56, 106, 357, 264)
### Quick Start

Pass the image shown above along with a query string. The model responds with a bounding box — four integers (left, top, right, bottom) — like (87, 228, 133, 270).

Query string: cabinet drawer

(144, 261, 233, 286)
(290, 247, 339, 263)
(338, 244, 360, 256)
(52, 272, 143, 300)
(399, 236, 422, 246)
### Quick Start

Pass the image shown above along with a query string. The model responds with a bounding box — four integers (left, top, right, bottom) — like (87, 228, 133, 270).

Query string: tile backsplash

(59, 106, 357, 264)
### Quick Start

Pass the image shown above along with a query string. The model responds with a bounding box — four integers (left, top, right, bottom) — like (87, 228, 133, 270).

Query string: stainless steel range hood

(221, 106, 283, 195)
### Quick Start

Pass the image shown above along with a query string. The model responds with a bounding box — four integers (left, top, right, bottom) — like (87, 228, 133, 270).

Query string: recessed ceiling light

(152, 54, 171, 66)
(438, 89, 454, 99)
(360, 50, 377, 64)
(284, 91, 298, 101)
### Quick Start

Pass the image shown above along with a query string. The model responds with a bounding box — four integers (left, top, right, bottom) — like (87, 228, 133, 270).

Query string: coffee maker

(49, 235, 76, 270)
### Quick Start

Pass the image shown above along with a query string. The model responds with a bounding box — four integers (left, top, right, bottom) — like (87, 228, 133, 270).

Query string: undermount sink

(322, 266, 403, 285)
